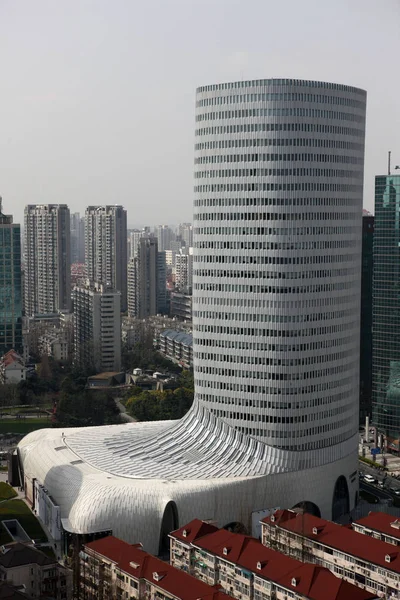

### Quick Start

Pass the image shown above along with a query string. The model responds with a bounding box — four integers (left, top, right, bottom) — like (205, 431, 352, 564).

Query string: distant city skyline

(0, 0, 399, 225)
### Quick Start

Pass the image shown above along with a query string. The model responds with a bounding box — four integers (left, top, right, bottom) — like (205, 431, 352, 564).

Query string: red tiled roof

(193, 528, 254, 563)
(86, 529, 376, 600)
(197, 531, 375, 600)
(84, 536, 232, 600)
(264, 510, 400, 574)
(85, 536, 148, 577)
(261, 508, 298, 526)
(141, 555, 230, 600)
(354, 511, 400, 541)
(238, 539, 300, 580)
(277, 563, 376, 600)
(2, 350, 23, 368)
(170, 519, 219, 545)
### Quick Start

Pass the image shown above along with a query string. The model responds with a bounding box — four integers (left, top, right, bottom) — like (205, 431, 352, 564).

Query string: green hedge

(0, 418, 51, 435)
(359, 455, 387, 470)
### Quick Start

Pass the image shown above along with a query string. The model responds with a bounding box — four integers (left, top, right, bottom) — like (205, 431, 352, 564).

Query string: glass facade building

(372, 175, 400, 440)
(360, 210, 374, 424)
(0, 198, 22, 354)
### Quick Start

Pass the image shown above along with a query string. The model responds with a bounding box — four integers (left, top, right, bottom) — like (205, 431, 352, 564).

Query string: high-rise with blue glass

(0, 198, 22, 354)
(360, 210, 374, 424)
(372, 174, 400, 443)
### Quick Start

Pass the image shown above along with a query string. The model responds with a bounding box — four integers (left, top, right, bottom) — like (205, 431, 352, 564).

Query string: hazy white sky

(0, 0, 399, 226)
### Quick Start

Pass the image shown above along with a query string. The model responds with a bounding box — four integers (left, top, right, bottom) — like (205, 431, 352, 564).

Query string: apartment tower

(73, 280, 121, 373)
(128, 237, 166, 318)
(70, 212, 85, 264)
(85, 205, 127, 311)
(24, 204, 71, 317)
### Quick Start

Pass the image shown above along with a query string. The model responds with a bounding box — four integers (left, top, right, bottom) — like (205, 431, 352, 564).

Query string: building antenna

(388, 151, 391, 176)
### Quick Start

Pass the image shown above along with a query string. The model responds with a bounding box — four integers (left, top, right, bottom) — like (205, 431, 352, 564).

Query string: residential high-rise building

(0, 198, 22, 354)
(175, 248, 193, 294)
(85, 205, 127, 311)
(24, 204, 71, 317)
(360, 210, 374, 424)
(19, 80, 367, 554)
(73, 280, 121, 372)
(127, 237, 166, 318)
(177, 222, 193, 248)
(127, 257, 138, 318)
(70, 212, 85, 264)
(372, 174, 400, 441)
(157, 251, 167, 314)
(129, 228, 150, 259)
(157, 224, 174, 252)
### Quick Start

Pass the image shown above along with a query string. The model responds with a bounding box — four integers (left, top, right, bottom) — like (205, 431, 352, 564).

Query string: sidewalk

(115, 399, 137, 423)
(362, 448, 400, 473)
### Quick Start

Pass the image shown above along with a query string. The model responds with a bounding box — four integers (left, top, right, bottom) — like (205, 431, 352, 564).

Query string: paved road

(359, 460, 400, 499)
(360, 480, 393, 502)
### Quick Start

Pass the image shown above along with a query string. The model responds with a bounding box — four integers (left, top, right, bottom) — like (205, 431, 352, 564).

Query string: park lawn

(0, 482, 17, 501)
(0, 418, 51, 435)
(0, 499, 47, 543)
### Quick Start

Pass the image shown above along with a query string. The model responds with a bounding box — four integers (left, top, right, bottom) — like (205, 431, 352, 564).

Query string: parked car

(364, 474, 376, 484)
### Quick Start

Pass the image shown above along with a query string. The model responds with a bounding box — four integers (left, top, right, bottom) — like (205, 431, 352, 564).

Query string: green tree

(126, 387, 194, 422)
(55, 390, 120, 427)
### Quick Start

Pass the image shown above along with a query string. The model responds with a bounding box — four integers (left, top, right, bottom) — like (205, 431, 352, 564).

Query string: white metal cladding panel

(192, 78, 366, 455)
(18, 422, 357, 555)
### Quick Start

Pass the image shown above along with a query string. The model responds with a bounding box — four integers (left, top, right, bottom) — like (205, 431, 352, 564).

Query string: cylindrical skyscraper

(193, 79, 366, 504)
(17, 79, 367, 553)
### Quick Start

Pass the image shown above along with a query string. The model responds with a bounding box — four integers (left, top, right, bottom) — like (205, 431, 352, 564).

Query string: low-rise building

(169, 519, 219, 573)
(159, 329, 193, 368)
(0, 542, 70, 599)
(121, 314, 191, 350)
(261, 509, 400, 598)
(23, 311, 73, 360)
(352, 511, 400, 545)
(170, 520, 377, 600)
(80, 535, 232, 600)
(86, 372, 126, 389)
(0, 351, 26, 384)
(38, 331, 69, 362)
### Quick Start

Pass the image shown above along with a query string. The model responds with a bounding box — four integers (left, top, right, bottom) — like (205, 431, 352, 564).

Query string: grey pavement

(115, 399, 137, 423)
